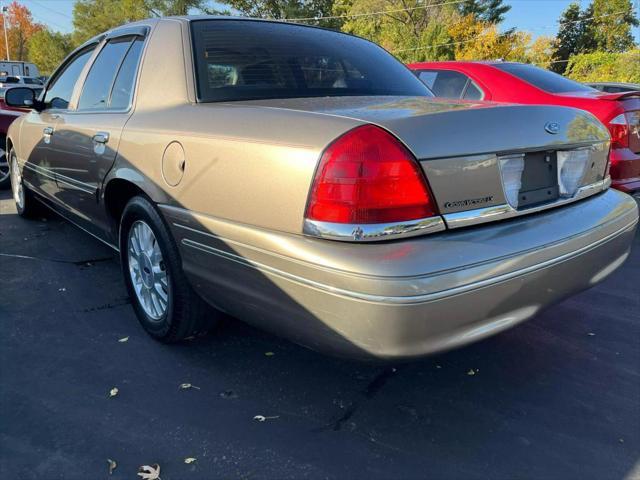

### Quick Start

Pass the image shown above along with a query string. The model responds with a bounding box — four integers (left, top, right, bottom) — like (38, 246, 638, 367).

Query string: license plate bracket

(518, 151, 559, 208)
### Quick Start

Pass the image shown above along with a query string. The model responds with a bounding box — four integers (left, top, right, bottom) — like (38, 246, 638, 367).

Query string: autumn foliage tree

(0, 1, 43, 61)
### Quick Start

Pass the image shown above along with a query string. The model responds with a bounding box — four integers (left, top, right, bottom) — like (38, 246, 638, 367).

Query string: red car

(408, 61, 640, 194)
(0, 93, 37, 188)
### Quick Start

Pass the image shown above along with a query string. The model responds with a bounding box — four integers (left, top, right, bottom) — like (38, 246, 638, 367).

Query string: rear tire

(119, 195, 215, 342)
(0, 139, 9, 190)
(9, 150, 40, 217)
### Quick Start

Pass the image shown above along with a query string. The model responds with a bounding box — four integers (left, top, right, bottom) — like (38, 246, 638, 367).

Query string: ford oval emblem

(545, 122, 560, 134)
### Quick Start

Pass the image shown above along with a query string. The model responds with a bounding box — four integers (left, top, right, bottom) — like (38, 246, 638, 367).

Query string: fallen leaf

(118, 336, 129, 343)
(109, 387, 119, 398)
(436, 365, 442, 369)
(467, 369, 476, 376)
(253, 415, 279, 422)
(107, 458, 117, 475)
(587, 332, 596, 336)
(179, 383, 200, 390)
(138, 464, 161, 480)
(58, 287, 66, 292)
(184, 457, 197, 464)
(264, 351, 275, 357)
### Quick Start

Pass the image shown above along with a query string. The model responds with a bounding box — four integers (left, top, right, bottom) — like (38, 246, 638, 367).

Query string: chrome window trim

(444, 177, 611, 229)
(303, 216, 446, 242)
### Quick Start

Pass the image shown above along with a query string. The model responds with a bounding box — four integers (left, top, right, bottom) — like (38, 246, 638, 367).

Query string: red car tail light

(305, 125, 437, 224)
(608, 113, 629, 150)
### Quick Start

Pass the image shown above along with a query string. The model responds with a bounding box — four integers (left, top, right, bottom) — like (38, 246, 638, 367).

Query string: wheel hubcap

(127, 220, 169, 320)
(10, 155, 24, 210)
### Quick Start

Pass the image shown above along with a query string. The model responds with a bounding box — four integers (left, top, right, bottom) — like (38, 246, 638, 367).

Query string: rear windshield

(190, 20, 431, 102)
(493, 63, 595, 94)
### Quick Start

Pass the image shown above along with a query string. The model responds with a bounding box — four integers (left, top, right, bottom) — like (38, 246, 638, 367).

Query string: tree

(586, 0, 638, 53)
(526, 35, 555, 69)
(551, 2, 583, 72)
(565, 49, 640, 83)
(72, 0, 151, 44)
(71, 0, 212, 45)
(0, 1, 43, 61)
(216, 0, 341, 28)
(334, 0, 458, 61)
(448, 14, 529, 61)
(458, 0, 510, 24)
(27, 29, 73, 76)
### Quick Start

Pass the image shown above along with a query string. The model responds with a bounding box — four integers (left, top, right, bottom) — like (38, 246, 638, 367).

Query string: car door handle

(93, 132, 109, 144)
(43, 126, 53, 136)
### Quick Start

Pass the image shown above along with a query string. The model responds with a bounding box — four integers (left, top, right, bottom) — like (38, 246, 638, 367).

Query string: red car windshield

(493, 63, 596, 94)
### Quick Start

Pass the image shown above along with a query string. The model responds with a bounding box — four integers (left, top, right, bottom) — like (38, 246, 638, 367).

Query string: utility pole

(1, 4, 9, 61)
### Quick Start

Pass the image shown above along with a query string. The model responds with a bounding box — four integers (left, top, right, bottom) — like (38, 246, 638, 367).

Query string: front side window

(44, 46, 96, 109)
(78, 37, 135, 110)
(493, 63, 596, 94)
(191, 20, 432, 102)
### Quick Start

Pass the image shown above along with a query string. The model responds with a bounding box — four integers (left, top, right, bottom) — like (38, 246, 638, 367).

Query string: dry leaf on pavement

(253, 415, 279, 422)
(118, 336, 129, 343)
(109, 387, 119, 398)
(107, 458, 117, 475)
(138, 464, 161, 480)
(184, 457, 197, 464)
(179, 383, 200, 390)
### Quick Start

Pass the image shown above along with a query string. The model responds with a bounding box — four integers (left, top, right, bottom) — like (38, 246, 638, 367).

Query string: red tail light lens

(608, 113, 629, 150)
(305, 125, 437, 224)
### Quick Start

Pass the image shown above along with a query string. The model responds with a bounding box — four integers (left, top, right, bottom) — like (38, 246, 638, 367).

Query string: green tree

(334, 0, 458, 61)
(586, 0, 638, 52)
(27, 29, 73, 76)
(72, 0, 212, 44)
(458, 0, 510, 24)
(214, 0, 340, 28)
(551, 2, 583, 73)
(565, 49, 640, 83)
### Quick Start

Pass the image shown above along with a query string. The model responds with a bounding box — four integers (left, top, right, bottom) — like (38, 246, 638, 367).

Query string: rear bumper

(162, 189, 639, 360)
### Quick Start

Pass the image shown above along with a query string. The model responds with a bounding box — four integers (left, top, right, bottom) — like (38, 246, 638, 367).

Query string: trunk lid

(239, 96, 611, 227)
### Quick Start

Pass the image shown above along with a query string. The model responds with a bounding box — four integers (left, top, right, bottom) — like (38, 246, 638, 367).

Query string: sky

(11, 0, 640, 41)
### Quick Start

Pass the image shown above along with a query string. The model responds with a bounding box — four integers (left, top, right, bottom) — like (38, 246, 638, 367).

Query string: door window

(44, 46, 96, 109)
(109, 38, 145, 110)
(463, 81, 483, 100)
(78, 37, 135, 110)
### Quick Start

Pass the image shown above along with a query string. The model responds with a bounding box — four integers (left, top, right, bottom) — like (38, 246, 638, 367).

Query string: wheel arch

(102, 168, 172, 239)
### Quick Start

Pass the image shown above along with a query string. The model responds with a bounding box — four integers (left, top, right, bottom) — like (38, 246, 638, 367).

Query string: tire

(119, 195, 215, 342)
(9, 150, 40, 217)
(0, 139, 9, 190)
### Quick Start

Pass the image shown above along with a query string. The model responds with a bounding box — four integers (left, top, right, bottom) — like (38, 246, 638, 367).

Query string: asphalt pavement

(1, 189, 639, 480)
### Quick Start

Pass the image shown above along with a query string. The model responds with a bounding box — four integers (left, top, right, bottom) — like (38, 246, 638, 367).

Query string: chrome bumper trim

(302, 216, 446, 242)
(444, 178, 611, 229)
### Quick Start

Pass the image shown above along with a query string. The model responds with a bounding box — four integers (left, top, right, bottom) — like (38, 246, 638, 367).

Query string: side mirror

(4, 87, 38, 109)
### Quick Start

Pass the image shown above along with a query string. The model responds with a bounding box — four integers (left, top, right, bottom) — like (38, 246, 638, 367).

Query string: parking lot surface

(1, 189, 639, 480)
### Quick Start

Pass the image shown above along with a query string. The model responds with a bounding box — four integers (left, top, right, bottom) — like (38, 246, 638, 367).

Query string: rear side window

(493, 63, 596, 94)
(109, 38, 145, 109)
(45, 46, 96, 109)
(463, 81, 483, 100)
(78, 37, 134, 110)
(416, 69, 483, 100)
(191, 20, 431, 102)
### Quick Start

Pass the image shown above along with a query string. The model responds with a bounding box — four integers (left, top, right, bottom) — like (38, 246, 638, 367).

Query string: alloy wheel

(10, 154, 24, 210)
(127, 220, 170, 320)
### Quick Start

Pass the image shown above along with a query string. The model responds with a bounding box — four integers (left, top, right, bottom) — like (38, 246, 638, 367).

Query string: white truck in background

(0, 61, 40, 78)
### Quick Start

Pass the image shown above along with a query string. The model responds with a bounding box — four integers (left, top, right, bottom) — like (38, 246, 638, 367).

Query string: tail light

(608, 113, 629, 150)
(305, 125, 437, 224)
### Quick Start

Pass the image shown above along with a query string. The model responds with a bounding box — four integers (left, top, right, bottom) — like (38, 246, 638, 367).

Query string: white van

(0, 61, 40, 78)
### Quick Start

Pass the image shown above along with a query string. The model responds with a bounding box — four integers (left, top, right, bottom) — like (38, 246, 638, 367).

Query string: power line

(287, 0, 468, 23)
(21, 0, 73, 19)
